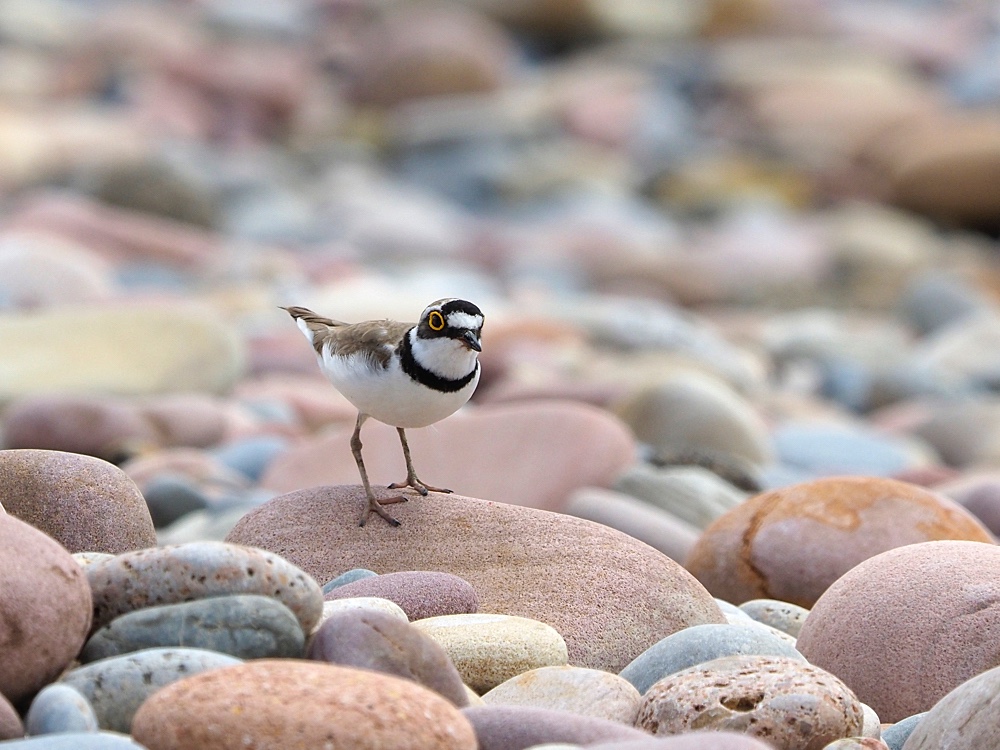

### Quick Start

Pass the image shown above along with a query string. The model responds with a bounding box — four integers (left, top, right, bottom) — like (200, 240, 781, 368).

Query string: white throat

(409, 328, 479, 381)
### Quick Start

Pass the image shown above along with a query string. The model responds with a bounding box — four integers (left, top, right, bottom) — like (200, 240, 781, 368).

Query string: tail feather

(280, 305, 345, 353)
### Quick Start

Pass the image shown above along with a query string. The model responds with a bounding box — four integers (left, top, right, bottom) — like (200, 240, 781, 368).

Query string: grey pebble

(25, 684, 99, 736)
(81, 594, 305, 662)
(0, 732, 147, 749)
(881, 712, 926, 750)
(620, 623, 805, 695)
(141, 474, 209, 528)
(323, 568, 379, 594)
(61, 647, 242, 732)
(212, 435, 289, 482)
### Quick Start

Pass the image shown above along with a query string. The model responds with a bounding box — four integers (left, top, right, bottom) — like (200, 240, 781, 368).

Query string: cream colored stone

(482, 665, 640, 724)
(0, 304, 244, 402)
(413, 613, 568, 694)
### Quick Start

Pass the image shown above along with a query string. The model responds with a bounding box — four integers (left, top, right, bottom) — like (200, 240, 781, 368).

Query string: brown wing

(329, 319, 413, 369)
(281, 306, 412, 368)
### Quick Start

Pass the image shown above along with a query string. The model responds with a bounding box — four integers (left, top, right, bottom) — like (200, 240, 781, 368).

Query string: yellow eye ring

(428, 311, 445, 331)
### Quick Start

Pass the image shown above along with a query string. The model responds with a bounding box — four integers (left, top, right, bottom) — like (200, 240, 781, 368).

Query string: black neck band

(399, 330, 478, 393)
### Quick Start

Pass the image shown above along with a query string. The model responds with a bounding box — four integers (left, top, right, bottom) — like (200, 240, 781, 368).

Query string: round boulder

(0, 449, 156, 553)
(131, 660, 477, 750)
(797, 540, 1000, 723)
(0, 514, 92, 706)
(226, 487, 725, 673)
(686, 476, 993, 607)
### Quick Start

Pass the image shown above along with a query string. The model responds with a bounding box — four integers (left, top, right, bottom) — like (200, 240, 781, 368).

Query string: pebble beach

(3, 1, 1000, 748)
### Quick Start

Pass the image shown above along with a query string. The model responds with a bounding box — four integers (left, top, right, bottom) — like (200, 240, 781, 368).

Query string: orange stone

(131, 660, 477, 750)
(686, 475, 994, 607)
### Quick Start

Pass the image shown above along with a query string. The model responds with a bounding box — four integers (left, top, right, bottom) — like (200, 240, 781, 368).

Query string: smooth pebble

(414, 613, 568, 694)
(60, 648, 243, 733)
(81, 594, 305, 662)
(24, 684, 99, 735)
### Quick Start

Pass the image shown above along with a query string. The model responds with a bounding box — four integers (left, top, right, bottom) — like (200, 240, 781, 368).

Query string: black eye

(428, 311, 445, 331)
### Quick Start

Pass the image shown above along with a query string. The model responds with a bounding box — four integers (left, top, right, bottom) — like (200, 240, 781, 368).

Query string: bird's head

(417, 298, 484, 353)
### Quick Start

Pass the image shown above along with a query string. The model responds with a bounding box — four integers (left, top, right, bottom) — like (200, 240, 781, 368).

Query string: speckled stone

(325, 570, 478, 620)
(61, 648, 243, 733)
(619, 623, 805, 695)
(414, 613, 568, 694)
(73, 552, 116, 567)
(739, 599, 810, 638)
(85, 541, 323, 633)
(226, 487, 725, 673)
(463, 706, 650, 750)
(797, 540, 1000, 723)
(635, 654, 864, 749)
(482, 666, 640, 724)
(131, 660, 477, 750)
(81, 594, 305, 662)
(308, 609, 468, 706)
(0, 514, 93, 707)
(24, 683, 98, 735)
(0, 691, 23, 739)
(823, 740, 889, 749)
(0, 449, 156, 553)
(686, 476, 993, 607)
(322, 568, 378, 593)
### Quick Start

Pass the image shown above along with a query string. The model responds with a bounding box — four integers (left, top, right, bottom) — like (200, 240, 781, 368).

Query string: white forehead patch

(447, 311, 483, 330)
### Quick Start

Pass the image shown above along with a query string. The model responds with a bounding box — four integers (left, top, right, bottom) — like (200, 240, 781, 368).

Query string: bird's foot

(358, 493, 407, 527)
(388, 475, 452, 496)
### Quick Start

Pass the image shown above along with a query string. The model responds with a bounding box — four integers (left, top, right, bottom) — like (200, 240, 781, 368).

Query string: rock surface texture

(226, 486, 726, 672)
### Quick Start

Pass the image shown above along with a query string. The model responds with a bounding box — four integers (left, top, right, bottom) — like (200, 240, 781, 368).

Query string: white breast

(318, 347, 479, 428)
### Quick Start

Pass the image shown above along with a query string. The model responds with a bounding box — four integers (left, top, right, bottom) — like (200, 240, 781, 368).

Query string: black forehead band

(440, 300, 483, 319)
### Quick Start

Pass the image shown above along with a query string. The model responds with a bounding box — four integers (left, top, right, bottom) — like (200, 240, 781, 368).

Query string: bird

(281, 298, 484, 527)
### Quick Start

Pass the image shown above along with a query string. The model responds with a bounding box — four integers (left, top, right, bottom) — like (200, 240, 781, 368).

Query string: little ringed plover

(282, 299, 484, 526)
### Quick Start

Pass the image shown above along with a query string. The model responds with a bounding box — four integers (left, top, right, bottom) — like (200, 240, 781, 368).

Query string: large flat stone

(225, 486, 725, 672)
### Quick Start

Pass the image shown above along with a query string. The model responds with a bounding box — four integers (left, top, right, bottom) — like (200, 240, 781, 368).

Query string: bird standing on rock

(282, 299, 484, 527)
